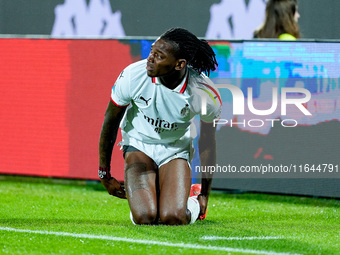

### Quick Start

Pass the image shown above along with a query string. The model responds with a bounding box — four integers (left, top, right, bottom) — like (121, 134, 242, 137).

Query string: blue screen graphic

(137, 40, 340, 180)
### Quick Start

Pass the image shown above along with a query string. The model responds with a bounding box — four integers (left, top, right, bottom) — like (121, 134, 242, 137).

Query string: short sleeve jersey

(111, 59, 221, 144)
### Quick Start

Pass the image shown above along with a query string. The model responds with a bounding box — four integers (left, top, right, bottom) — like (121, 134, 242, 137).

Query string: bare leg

(158, 158, 192, 225)
(124, 151, 159, 225)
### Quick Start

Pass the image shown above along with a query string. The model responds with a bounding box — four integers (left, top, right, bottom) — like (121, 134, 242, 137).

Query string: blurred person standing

(253, 0, 301, 40)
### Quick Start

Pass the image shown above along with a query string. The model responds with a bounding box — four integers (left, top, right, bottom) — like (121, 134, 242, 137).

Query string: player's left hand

(197, 194, 208, 220)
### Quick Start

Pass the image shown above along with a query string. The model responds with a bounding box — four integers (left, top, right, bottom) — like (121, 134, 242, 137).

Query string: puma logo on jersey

(140, 96, 151, 105)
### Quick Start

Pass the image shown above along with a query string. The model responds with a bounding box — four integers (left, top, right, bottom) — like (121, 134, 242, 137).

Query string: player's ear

(175, 59, 187, 71)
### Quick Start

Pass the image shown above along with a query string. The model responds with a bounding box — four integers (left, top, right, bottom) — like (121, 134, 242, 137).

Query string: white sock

(187, 196, 200, 224)
(130, 211, 137, 225)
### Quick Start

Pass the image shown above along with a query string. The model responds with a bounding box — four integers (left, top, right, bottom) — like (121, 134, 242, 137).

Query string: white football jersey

(111, 59, 221, 145)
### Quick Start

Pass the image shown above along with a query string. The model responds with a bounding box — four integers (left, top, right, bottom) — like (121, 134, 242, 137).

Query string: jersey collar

(151, 71, 189, 94)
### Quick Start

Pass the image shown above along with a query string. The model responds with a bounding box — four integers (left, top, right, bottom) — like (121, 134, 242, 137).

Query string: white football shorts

(120, 136, 191, 168)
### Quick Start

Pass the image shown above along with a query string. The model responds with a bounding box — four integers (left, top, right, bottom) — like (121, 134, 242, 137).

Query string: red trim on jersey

(179, 74, 189, 94)
(151, 75, 188, 94)
(199, 82, 222, 105)
(110, 98, 129, 108)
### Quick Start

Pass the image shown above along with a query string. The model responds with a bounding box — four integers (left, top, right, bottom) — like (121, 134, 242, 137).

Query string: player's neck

(159, 68, 187, 90)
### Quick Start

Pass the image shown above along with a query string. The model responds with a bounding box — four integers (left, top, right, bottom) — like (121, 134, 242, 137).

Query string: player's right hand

(100, 177, 127, 199)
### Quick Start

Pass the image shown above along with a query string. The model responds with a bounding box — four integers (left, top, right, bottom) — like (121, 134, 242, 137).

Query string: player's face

(146, 39, 178, 77)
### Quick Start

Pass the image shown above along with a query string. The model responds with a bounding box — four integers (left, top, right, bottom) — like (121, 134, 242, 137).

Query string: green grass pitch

(0, 176, 339, 255)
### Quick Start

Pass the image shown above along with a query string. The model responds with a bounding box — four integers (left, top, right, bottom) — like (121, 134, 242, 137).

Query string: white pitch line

(202, 236, 282, 240)
(0, 227, 301, 255)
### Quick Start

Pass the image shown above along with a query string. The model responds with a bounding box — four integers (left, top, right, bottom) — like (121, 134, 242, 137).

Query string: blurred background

(0, 0, 339, 39)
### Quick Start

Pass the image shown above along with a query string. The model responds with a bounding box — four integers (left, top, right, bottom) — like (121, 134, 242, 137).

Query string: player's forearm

(99, 101, 126, 169)
(99, 119, 119, 168)
(99, 132, 115, 168)
(200, 173, 213, 197)
(199, 138, 216, 197)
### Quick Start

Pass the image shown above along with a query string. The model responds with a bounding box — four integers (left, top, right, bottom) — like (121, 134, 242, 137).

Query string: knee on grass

(131, 210, 158, 225)
(159, 209, 189, 225)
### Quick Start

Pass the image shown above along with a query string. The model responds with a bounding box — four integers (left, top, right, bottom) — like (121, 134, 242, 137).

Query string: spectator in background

(253, 0, 301, 40)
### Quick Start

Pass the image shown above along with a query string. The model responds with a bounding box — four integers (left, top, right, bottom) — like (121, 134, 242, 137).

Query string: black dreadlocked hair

(160, 27, 218, 76)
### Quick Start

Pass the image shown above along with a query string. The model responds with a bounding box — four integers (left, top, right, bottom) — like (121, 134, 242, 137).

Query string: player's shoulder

(116, 59, 150, 97)
(187, 67, 222, 119)
(187, 68, 219, 94)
